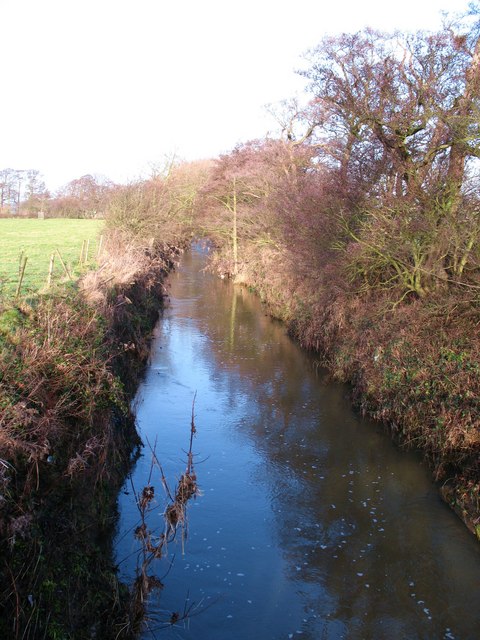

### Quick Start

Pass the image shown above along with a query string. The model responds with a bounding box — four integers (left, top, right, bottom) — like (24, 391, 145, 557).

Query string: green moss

(0, 307, 24, 336)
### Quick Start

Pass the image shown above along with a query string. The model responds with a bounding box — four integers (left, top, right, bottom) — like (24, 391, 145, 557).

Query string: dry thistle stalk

(126, 396, 201, 634)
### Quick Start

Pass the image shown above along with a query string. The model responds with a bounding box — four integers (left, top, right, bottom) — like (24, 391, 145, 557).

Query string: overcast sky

(0, 0, 468, 192)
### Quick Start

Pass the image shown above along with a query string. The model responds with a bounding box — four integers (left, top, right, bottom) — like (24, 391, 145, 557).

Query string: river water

(115, 245, 480, 640)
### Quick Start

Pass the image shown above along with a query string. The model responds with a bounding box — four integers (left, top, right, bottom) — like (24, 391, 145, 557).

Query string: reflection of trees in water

(172, 250, 480, 640)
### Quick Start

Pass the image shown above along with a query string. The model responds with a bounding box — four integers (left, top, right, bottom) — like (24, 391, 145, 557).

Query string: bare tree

(300, 21, 480, 294)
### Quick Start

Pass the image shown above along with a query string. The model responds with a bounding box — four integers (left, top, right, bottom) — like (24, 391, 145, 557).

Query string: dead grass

(0, 229, 178, 519)
(0, 228, 181, 638)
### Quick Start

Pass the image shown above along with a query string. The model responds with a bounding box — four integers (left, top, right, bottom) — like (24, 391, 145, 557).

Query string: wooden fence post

(56, 248, 72, 280)
(18, 250, 25, 276)
(15, 256, 28, 299)
(79, 240, 86, 265)
(97, 234, 104, 259)
(47, 253, 55, 288)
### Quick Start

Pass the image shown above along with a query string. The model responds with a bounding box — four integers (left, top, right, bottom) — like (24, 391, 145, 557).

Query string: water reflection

(115, 245, 480, 640)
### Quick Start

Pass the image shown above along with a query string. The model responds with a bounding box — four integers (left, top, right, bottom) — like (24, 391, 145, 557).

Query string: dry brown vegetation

(123, 403, 200, 636)
(197, 133, 480, 534)
(0, 234, 174, 485)
(0, 227, 186, 637)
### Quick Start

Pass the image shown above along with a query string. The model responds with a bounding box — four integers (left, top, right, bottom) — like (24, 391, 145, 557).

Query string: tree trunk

(232, 177, 238, 276)
(444, 36, 480, 219)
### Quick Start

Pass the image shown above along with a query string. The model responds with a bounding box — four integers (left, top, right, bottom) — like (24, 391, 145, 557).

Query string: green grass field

(0, 218, 104, 296)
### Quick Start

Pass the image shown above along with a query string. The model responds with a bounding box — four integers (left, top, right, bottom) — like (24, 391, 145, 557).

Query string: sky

(0, 0, 470, 193)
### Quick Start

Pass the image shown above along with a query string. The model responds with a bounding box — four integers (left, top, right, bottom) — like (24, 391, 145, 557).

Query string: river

(114, 244, 480, 640)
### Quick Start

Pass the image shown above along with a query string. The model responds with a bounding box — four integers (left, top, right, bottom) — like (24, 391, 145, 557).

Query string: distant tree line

(0, 168, 49, 216)
(0, 171, 114, 219)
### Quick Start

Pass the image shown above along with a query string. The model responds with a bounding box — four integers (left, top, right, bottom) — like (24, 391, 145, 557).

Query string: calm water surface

(115, 245, 480, 639)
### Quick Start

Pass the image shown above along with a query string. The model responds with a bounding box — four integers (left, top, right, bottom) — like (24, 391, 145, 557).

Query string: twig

(187, 391, 197, 475)
(126, 402, 201, 634)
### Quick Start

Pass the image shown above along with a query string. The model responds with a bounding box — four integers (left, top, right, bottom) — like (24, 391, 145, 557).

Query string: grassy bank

(0, 218, 103, 295)
(0, 231, 179, 638)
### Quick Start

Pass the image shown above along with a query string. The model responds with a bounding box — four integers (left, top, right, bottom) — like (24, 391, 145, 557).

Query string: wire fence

(1, 235, 104, 299)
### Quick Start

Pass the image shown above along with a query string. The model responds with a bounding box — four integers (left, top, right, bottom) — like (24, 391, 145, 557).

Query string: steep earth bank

(0, 233, 182, 639)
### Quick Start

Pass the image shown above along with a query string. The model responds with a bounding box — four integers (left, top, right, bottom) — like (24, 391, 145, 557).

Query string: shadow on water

(115, 244, 480, 640)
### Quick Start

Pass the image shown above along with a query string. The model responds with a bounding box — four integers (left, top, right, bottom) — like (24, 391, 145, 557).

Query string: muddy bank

(0, 237, 181, 638)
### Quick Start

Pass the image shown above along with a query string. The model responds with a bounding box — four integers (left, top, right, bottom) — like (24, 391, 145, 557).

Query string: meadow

(0, 218, 104, 296)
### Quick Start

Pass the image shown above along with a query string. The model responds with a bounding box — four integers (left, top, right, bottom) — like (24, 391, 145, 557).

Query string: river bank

(207, 242, 480, 542)
(0, 232, 181, 638)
